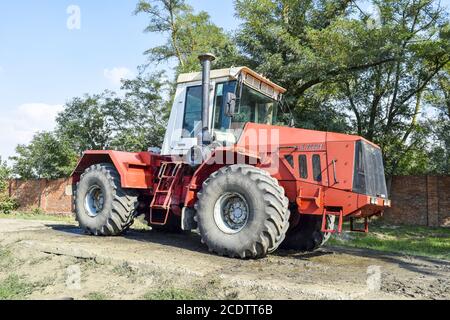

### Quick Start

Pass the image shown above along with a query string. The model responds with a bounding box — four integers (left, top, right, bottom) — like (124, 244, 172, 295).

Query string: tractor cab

(161, 64, 287, 156)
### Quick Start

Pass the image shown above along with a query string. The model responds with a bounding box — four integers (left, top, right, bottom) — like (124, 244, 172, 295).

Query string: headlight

(384, 199, 391, 207)
(370, 197, 378, 205)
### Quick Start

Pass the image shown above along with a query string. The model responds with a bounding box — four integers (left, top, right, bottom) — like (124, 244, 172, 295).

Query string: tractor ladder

(321, 208, 344, 234)
(150, 162, 184, 225)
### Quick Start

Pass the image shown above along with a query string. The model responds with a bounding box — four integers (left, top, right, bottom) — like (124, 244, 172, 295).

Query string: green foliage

(329, 223, 450, 260)
(142, 287, 205, 300)
(10, 71, 169, 179)
(135, 0, 241, 75)
(424, 66, 450, 174)
(234, 0, 450, 175)
(56, 73, 169, 155)
(120, 72, 170, 149)
(0, 275, 35, 300)
(0, 160, 18, 214)
(85, 292, 110, 300)
(10, 132, 78, 180)
(0, 159, 9, 193)
(0, 197, 19, 215)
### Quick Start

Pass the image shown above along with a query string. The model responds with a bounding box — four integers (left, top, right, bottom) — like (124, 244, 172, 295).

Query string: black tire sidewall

(75, 170, 114, 231)
(197, 170, 271, 254)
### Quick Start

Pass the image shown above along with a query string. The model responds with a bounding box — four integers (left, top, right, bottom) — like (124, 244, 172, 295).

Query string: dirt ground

(0, 218, 449, 300)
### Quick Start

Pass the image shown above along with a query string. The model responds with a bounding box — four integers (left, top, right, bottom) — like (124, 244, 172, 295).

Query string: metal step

(321, 209, 343, 234)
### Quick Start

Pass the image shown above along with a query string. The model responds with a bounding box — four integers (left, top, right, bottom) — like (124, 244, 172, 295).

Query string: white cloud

(0, 103, 63, 162)
(103, 67, 133, 87)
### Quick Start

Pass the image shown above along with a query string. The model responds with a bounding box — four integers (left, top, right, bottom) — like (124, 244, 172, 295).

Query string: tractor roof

(177, 67, 287, 99)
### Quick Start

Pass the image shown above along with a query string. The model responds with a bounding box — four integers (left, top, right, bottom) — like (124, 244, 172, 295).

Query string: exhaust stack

(198, 53, 216, 145)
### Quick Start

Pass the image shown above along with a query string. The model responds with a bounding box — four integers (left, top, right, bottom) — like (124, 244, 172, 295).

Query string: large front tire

(195, 165, 290, 259)
(74, 163, 138, 236)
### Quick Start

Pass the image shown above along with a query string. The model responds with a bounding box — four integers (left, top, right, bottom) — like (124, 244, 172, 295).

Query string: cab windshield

(231, 85, 280, 130)
(213, 81, 283, 133)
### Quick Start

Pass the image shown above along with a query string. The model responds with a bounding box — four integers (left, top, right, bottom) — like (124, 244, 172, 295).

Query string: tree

(56, 72, 169, 154)
(56, 91, 117, 154)
(234, 0, 449, 175)
(0, 158, 18, 214)
(135, 0, 241, 74)
(0, 158, 10, 193)
(340, 0, 449, 175)
(424, 64, 450, 174)
(10, 132, 78, 180)
(120, 71, 170, 149)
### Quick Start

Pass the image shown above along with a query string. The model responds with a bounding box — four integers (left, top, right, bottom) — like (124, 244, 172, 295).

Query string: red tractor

(72, 54, 391, 259)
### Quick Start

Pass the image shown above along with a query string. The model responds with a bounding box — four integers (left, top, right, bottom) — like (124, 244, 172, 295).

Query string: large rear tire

(195, 165, 290, 259)
(280, 214, 335, 252)
(74, 163, 138, 236)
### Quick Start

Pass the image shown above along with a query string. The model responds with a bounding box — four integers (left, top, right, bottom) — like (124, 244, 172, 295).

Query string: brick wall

(9, 178, 73, 215)
(383, 176, 450, 227)
(7, 176, 450, 227)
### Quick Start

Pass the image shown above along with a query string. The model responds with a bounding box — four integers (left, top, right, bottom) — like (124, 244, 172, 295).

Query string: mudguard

(71, 150, 164, 189)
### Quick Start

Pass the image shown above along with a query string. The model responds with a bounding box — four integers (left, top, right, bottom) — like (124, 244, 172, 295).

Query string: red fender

(71, 150, 166, 189)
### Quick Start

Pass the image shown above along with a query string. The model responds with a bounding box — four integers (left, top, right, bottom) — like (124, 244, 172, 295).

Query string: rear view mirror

(225, 92, 237, 117)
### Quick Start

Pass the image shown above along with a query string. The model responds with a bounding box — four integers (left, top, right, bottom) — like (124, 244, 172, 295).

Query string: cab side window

(312, 155, 322, 182)
(299, 155, 308, 179)
(182, 86, 202, 138)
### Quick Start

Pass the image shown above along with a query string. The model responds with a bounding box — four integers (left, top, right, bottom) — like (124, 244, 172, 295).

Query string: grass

(0, 275, 35, 300)
(112, 262, 137, 278)
(328, 222, 450, 260)
(142, 287, 205, 300)
(0, 248, 15, 272)
(0, 212, 75, 223)
(85, 292, 110, 300)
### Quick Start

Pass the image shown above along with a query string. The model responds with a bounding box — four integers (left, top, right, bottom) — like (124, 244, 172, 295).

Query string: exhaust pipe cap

(198, 53, 216, 62)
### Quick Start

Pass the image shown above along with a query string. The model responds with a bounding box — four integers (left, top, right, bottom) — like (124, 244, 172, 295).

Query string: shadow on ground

(46, 224, 211, 256)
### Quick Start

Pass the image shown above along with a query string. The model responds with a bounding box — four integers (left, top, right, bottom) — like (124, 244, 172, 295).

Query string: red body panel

(72, 150, 168, 190)
(233, 123, 389, 218)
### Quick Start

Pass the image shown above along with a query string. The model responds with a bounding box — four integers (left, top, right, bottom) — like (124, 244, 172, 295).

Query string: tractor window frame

(299, 155, 308, 179)
(213, 81, 237, 131)
(182, 85, 203, 138)
(284, 155, 294, 168)
(312, 154, 322, 182)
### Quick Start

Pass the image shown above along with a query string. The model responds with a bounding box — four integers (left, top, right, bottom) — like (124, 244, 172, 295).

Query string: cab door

(162, 82, 216, 156)
(296, 151, 329, 214)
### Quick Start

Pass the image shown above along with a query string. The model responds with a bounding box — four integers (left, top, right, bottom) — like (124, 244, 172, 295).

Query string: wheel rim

(214, 192, 249, 234)
(84, 185, 105, 217)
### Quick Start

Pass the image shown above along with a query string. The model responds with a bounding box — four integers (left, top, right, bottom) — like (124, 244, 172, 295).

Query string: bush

(31, 207, 45, 216)
(0, 160, 19, 214)
(0, 195, 19, 214)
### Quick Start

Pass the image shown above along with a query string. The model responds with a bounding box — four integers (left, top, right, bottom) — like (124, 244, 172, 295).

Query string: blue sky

(0, 0, 449, 161)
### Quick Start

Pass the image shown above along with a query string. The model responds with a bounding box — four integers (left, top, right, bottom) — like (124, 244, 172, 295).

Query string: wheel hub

(214, 193, 249, 234)
(84, 185, 104, 217)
